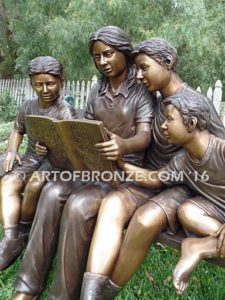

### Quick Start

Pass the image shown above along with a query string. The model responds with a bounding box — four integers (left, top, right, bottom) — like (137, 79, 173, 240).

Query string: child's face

(31, 74, 62, 105)
(161, 104, 191, 145)
(92, 41, 127, 79)
(134, 53, 170, 93)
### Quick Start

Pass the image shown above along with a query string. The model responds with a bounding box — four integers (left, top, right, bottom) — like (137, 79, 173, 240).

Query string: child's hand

(212, 224, 225, 257)
(36, 142, 48, 156)
(95, 130, 128, 161)
(3, 151, 22, 173)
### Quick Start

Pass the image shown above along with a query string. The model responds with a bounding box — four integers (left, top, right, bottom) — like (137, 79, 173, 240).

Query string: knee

(25, 178, 45, 194)
(65, 187, 103, 221)
(39, 181, 68, 206)
(133, 203, 165, 232)
(1, 173, 23, 192)
(177, 201, 196, 225)
(65, 195, 87, 221)
(101, 191, 127, 219)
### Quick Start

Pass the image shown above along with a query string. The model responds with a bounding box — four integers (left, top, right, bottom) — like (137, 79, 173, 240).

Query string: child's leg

(21, 171, 47, 222)
(111, 201, 167, 286)
(81, 189, 144, 300)
(173, 236, 218, 294)
(1, 173, 25, 227)
(86, 190, 138, 276)
(0, 173, 26, 270)
(173, 198, 222, 294)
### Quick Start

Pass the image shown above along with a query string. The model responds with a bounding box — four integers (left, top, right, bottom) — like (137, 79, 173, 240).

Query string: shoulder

(19, 98, 38, 113)
(88, 82, 101, 97)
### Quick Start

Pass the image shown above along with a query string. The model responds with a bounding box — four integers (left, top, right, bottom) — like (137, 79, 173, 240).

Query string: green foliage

(0, 0, 224, 91)
(0, 92, 18, 122)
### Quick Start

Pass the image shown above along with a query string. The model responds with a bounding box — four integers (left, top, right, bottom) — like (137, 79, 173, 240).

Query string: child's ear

(188, 117, 197, 132)
(164, 55, 173, 70)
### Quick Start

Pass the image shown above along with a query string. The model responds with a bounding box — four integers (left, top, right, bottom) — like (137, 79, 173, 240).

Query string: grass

(1, 233, 225, 300)
(0, 122, 225, 299)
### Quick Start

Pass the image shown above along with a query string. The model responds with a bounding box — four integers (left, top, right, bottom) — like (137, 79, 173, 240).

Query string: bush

(0, 92, 18, 122)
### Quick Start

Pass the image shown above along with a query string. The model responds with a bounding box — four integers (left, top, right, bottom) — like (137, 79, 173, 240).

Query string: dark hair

(132, 37, 178, 72)
(28, 56, 63, 79)
(164, 90, 210, 131)
(89, 26, 133, 64)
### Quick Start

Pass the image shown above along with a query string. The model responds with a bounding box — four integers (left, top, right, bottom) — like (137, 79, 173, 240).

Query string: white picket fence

(0, 77, 224, 123)
(0, 75, 98, 109)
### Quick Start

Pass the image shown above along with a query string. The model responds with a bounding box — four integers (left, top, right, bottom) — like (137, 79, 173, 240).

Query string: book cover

(26, 115, 119, 186)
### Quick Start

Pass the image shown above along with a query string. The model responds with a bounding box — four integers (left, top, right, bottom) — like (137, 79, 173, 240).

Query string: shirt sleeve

(13, 103, 26, 135)
(84, 84, 97, 120)
(157, 154, 185, 186)
(135, 85, 155, 124)
(59, 103, 77, 120)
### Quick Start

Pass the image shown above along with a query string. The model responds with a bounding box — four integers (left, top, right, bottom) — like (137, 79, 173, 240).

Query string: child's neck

(161, 73, 183, 99)
(184, 131, 211, 161)
(109, 67, 128, 91)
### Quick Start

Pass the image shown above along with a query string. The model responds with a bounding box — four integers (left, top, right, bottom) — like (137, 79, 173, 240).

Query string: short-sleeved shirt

(159, 135, 225, 216)
(14, 96, 77, 157)
(144, 84, 225, 170)
(84, 66, 154, 166)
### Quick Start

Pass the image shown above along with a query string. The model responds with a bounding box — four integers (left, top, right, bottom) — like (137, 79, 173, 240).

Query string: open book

(26, 115, 119, 186)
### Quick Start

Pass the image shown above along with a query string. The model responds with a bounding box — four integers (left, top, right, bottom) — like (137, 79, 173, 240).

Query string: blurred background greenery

(0, 0, 224, 94)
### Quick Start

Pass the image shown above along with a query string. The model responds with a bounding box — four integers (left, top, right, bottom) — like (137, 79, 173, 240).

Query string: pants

(49, 181, 113, 300)
(14, 177, 84, 295)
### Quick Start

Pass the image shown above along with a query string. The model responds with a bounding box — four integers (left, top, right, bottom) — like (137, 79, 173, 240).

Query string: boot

(0, 225, 25, 270)
(102, 279, 122, 300)
(80, 272, 108, 300)
(11, 292, 39, 300)
(19, 221, 32, 243)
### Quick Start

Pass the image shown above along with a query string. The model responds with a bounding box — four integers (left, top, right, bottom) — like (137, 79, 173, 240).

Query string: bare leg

(21, 171, 47, 222)
(173, 200, 222, 294)
(111, 202, 167, 286)
(1, 173, 25, 227)
(173, 236, 218, 294)
(86, 190, 137, 276)
(177, 200, 222, 236)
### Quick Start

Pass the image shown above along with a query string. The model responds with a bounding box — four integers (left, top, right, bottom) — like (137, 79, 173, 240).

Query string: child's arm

(4, 129, 23, 172)
(117, 159, 164, 189)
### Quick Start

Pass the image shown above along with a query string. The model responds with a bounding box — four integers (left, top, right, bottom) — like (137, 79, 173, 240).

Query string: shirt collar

(98, 65, 136, 98)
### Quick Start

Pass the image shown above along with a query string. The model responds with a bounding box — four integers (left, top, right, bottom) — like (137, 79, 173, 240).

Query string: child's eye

(94, 55, 100, 61)
(105, 51, 113, 58)
(142, 65, 149, 71)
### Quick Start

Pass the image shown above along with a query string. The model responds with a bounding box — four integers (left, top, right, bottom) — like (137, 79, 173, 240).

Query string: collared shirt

(85, 66, 154, 166)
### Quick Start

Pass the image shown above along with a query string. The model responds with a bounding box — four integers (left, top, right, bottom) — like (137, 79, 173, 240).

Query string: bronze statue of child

(0, 56, 76, 270)
(119, 93, 225, 295)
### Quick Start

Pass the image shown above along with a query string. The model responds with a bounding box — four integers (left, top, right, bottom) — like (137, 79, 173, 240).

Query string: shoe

(0, 226, 25, 270)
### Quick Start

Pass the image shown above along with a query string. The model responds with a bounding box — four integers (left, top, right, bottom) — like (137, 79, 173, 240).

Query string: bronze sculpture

(12, 26, 154, 300)
(118, 93, 225, 295)
(80, 38, 225, 299)
(0, 56, 76, 271)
